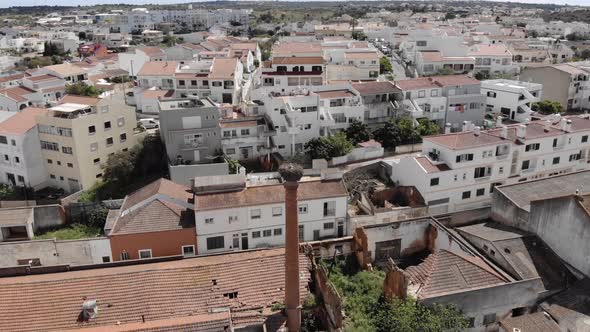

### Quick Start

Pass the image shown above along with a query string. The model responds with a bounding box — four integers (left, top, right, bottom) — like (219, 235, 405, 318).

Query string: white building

(0, 107, 49, 189)
(193, 174, 348, 254)
(387, 114, 590, 214)
(481, 79, 542, 122)
(468, 44, 519, 76)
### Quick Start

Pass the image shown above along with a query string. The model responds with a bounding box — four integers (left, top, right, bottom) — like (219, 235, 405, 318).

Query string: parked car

(138, 118, 159, 129)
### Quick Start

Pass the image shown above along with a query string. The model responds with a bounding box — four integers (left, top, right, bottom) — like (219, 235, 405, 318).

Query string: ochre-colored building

(107, 178, 197, 261)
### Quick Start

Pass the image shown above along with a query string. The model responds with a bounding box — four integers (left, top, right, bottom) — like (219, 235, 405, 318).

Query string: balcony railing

(262, 70, 323, 76)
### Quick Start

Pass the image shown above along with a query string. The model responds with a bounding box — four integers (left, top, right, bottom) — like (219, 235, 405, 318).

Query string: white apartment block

(0, 108, 49, 189)
(193, 176, 348, 254)
(387, 115, 590, 214)
(481, 79, 542, 122)
(468, 44, 519, 75)
(258, 56, 325, 94)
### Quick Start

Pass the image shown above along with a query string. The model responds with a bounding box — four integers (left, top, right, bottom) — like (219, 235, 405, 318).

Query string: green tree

(474, 71, 490, 80)
(580, 49, 590, 60)
(436, 67, 455, 76)
(445, 12, 456, 20)
(43, 41, 62, 57)
(380, 56, 393, 74)
(373, 118, 402, 149)
(346, 119, 373, 145)
(86, 206, 108, 228)
(226, 158, 241, 174)
(532, 100, 563, 114)
(78, 31, 87, 40)
(372, 297, 468, 332)
(417, 118, 440, 136)
(65, 83, 101, 97)
(304, 132, 354, 160)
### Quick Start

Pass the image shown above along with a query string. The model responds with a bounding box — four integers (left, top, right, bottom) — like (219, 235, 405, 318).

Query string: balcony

(262, 70, 323, 76)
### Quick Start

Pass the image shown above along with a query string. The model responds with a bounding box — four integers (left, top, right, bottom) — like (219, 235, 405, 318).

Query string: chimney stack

(500, 125, 508, 139)
(444, 123, 451, 134)
(516, 124, 527, 139)
(279, 163, 304, 332)
(474, 126, 481, 136)
(462, 121, 470, 132)
(565, 119, 572, 133)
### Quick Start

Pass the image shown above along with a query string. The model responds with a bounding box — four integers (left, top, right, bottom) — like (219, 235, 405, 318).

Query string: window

(525, 143, 540, 152)
(117, 117, 125, 127)
(553, 138, 558, 148)
(47, 159, 53, 164)
(226, 148, 235, 155)
(138, 249, 152, 259)
(102, 256, 110, 263)
(10, 139, 15, 146)
(212, 81, 222, 87)
(101, 106, 109, 113)
(206, 236, 224, 250)
(88, 125, 96, 134)
(57, 161, 61, 166)
(179, 80, 185, 86)
(431, 89, 438, 97)
(430, 178, 439, 186)
(417, 40, 427, 46)
(40, 141, 59, 151)
(323, 201, 336, 217)
(274, 228, 282, 236)
(17, 175, 24, 183)
(298, 224, 304, 242)
(3, 154, 8, 161)
(251, 209, 261, 219)
(486, 91, 497, 98)
(67, 163, 73, 168)
(483, 313, 497, 325)
(50, 174, 56, 179)
(462, 191, 471, 200)
(418, 90, 425, 98)
(324, 222, 334, 230)
(120, 252, 129, 260)
(93, 158, 100, 164)
(553, 157, 560, 165)
(106, 137, 114, 146)
(263, 229, 272, 237)
(205, 217, 214, 224)
(474, 166, 491, 179)
(182, 245, 195, 256)
(241, 129, 250, 136)
(476, 188, 485, 196)
(522, 160, 530, 170)
(583, 135, 588, 143)
(14, 157, 19, 163)
(0, 136, 7, 144)
(104, 121, 111, 130)
(455, 153, 474, 163)
(62, 146, 73, 154)
(90, 143, 98, 151)
(570, 152, 582, 161)
(252, 231, 261, 238)
(119, 133, 127, 142)
(499, 166, 504, 174)
(272, 207, 282, 216)
(96, 173, 102, 178)
(228, 215, 238, 223)
(298, 204, 308, 214)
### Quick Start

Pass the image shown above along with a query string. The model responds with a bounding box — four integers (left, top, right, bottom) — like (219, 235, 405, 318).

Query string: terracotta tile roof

(415, 156, 450, 173)
(352, 81, 400, 96)
(208, 58, 237, 79)
(429, 75, 480, 87)
(195, 180, 347, 211)
(219, 120, 258, 129)
(229, 42, 257, 51)
(44, 63, 88, 77)
(395, 77, 439, 90)
(180, 43, 206, 51)
(120, 178, 193, 213)
(0, 248, 310, 332)
(138, 47, 165, 57)
(141, 89, 174, 100)
(0, 207, 32, 226)
(137, 61, 178, 77)
(26, 74, 61, 82)
(0, 86, 36, 103)
(405, 249, 506, 299)
(110, 199, 195, 235)
(315, 89, 355, 99)
(499, 312, 560, 332)
(70, 311, 231, 332)
(0, 73, 24, 84)
(272, 42, 322, 55)
(0, 107, 47, 135)
(469, 44, 512, 57)
(271, 57, 324, 65)
(424, 131, 506, 150)
(60, 95, 100, 106)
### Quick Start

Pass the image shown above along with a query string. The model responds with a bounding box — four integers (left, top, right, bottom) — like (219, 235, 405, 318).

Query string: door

(313, 230, 320, 241)
(337, 221, 344, 237)
(241, 233, 249, 250)
(193, 150, 200, 162)
(375, 239, 402, 263)
(222, 93, 232, 103)
(298, 225, 304, 242)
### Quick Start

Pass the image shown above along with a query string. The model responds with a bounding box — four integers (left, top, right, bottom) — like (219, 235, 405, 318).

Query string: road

(391, 53, 407, 80)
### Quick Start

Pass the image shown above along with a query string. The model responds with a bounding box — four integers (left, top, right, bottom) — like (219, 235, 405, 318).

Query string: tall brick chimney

(279, 163, 303, 332)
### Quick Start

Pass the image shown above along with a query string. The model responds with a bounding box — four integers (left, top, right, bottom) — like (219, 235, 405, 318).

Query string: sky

(0, 0, 589, 8)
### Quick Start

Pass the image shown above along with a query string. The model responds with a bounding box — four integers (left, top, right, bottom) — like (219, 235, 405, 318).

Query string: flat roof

(496, 170, 590, 211)
(49, 103, 91, 112)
